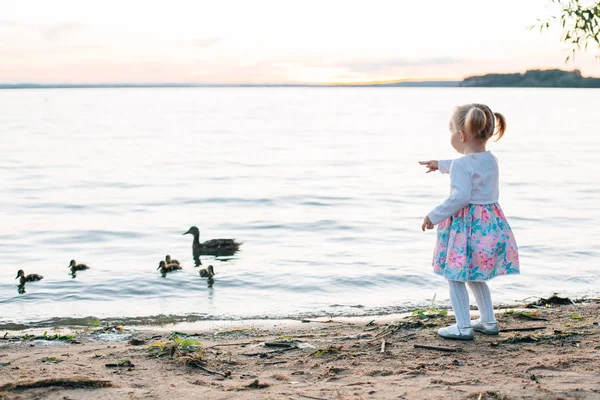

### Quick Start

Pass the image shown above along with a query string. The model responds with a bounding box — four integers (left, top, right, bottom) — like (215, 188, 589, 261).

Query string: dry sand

(1, 301, 599, 400)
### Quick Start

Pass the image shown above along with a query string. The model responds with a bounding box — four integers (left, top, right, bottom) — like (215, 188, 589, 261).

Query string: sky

(1, 0, 600, 84)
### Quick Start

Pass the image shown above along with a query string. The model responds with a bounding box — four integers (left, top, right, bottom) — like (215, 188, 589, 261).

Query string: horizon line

(1, 68, 593, 89)
(0, 80, 462, 89)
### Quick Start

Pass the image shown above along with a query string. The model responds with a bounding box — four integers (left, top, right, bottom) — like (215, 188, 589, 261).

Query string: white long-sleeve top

(428, 151, 500, 225)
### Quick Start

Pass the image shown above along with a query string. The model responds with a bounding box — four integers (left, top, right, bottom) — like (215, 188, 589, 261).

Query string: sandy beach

(1, 298, 599, 400)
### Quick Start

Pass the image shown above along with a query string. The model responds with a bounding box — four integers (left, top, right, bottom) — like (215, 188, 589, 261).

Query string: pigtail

(464, 107, 487, 139)
(453, 103, 507, 141)
(493, 112, 506, 141)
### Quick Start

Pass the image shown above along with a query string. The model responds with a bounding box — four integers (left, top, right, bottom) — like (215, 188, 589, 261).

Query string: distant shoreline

(0, 81, 460, 89)
(2, 69, 599, 89)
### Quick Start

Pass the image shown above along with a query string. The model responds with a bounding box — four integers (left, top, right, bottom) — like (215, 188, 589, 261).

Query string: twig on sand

(299, 319, 353, 325)
(241, 346, 299, 357)
(414, 344, 462, 353)
(291, 394, 330, 400)
(0, 378, 112, 391)
(196, 365, 230, 378)
(105, 360, 134, 368)
(265, 346, 299, 355)
(502, 327, 546, 333)
(373, 320, 430, 341)
(205, 341, 258, 349)
(369, 332, 391, 342)
(380, 340, 386, 353)
(264, 342, 295, 348)
(289, 333, 318, 339)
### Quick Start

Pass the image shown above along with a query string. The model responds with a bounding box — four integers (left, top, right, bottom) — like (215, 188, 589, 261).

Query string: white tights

(448, 280, 496, 328)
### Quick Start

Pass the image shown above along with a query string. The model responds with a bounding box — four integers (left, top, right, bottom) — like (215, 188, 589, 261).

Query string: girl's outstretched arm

(437, 160, 452, 174)
(427, 160, 472, 225)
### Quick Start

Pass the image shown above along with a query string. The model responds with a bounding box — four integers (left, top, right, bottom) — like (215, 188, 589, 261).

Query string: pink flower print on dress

(438, 218, 451, 230)
(448, 250, 466, 268)
(475, 251, 486, 267)
(478, 253, 496, 271)
(479, 234, 497, 249)
(508, 246, 519, 264)
(481, 208, 491, 223)
(452, 232, 467, 248)
(492, 205, 506, 219)
(508, 230, 516, 242)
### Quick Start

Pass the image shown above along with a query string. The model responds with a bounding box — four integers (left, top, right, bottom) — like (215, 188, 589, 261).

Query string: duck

(199, 265, 215, 278)
(69, 260, 90, 272)
(165, 255, 180, 265)
(16, 270, 43, 285)
(183, 226, 241, 257)
(157, 260, 182, 274)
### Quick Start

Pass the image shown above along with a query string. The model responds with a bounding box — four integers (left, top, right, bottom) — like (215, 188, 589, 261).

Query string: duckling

(199, 265, 215, 278)
(69, 259, 90, 272)
(15, 270, 43, 285)
(157, 260, 182, 274)
(165, 255, 180, 265)
(183, 226, 241, 257)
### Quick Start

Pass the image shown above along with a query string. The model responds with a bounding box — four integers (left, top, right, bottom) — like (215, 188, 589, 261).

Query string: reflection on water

(0, 87, 598, 328)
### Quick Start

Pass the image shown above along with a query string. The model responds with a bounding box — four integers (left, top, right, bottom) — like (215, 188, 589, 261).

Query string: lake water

(1, 87, 598, 329)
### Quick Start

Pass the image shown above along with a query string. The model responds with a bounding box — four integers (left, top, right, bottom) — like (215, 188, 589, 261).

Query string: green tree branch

(534, 0, 600, 61)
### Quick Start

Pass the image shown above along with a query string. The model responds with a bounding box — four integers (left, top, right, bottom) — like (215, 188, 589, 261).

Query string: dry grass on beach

(1, 299, 599, 399)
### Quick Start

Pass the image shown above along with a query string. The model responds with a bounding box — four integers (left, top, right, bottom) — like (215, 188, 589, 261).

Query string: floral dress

(428, 153, 520, 281)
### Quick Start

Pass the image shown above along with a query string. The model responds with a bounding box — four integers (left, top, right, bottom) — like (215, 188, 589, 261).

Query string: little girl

(419, 103, 519, 340)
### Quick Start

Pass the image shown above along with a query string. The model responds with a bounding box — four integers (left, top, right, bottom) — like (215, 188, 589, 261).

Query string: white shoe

(471, 319, 499, 335)
(437, 324, 474, 340)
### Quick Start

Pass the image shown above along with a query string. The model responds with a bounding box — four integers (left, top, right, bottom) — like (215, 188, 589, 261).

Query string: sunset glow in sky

(2, 0, 600, 84)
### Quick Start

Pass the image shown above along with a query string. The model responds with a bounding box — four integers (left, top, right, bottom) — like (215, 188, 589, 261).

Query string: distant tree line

(460, 69, 600, 87)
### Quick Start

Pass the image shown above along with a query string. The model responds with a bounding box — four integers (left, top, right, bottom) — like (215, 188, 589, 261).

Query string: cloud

(0, 45, 103, 57)
(0, 20, 83, 42)
(341, 57, 465, 72)
(190, 37, 221, 47)
(0, 20, 22, 27)
(38, 22, 83, 41)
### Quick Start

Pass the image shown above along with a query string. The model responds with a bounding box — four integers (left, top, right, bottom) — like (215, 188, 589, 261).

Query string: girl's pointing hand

(419, 160, 439, 173)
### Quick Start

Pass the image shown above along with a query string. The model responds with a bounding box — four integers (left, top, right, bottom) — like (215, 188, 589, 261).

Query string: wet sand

(1, 301, 599, 400)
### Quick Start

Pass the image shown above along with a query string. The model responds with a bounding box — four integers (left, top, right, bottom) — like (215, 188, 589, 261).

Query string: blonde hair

(452, 103, 506, 141)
